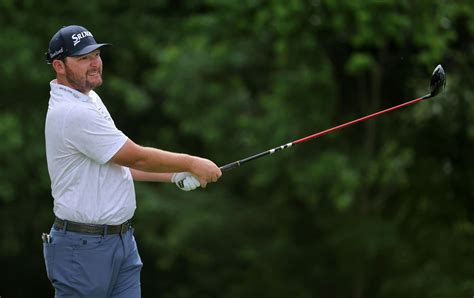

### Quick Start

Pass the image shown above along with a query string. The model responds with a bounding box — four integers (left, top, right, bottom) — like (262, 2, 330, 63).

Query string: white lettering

(72, 31, 93, 46)
(50, 47, 64, 58)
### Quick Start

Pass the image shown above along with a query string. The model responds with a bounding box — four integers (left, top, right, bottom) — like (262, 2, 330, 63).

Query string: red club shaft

(293, 96, 425, 145)
(219, 96, 428, 172)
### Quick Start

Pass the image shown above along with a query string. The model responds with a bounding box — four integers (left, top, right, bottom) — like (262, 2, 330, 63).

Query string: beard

(64, 63, 103, 94)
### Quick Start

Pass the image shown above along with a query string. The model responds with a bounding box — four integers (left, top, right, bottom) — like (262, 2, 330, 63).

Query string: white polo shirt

(45, 80, 136, 225)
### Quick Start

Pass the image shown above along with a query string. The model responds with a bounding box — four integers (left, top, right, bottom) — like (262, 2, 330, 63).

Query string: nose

(90, 55, 101, 67)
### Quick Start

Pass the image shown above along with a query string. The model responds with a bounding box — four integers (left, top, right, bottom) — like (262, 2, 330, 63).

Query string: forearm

(111, 139, 221, 187)
(112, 140, 196, 173)
(130, 169, 173, 182)
(133, 147, 195, 173)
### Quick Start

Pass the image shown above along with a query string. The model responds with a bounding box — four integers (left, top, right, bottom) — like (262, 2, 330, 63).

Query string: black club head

(423, 64, 446, 99)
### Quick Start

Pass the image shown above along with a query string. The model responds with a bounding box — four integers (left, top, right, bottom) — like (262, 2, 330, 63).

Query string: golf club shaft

(220, 95, 427, 172)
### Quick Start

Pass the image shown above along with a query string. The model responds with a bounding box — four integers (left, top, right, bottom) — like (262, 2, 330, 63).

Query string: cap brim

(70, 43, 112, 57)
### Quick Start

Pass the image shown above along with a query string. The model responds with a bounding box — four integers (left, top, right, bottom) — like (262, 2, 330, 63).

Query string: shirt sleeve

(64, 103, 128, 164)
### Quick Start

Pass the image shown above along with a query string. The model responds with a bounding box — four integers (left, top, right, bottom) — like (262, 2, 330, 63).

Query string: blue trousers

(43, 225, 143, 297)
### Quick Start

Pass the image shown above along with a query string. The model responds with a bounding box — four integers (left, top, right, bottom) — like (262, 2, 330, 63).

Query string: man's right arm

(110, 139, 221, 187)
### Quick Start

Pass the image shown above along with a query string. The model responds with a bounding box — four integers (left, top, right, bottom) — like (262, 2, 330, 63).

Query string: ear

(52, 59, 66, 75)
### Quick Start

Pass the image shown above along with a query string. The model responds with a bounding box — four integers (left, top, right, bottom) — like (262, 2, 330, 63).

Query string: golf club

(176, 64, 445, 189)
(217, 64, 446, 172)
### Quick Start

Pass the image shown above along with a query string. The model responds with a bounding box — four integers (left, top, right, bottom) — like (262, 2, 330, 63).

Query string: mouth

(87, 70, 101, 77)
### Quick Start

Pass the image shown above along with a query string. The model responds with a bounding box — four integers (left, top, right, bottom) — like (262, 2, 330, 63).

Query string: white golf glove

(171, 172, 201, 191)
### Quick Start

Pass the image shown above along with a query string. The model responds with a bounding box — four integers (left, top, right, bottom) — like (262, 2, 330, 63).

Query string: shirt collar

(50, 80, 93, 102)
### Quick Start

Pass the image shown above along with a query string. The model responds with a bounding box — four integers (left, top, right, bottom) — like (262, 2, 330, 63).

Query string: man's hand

(171, 172, 201, 191)
(189, 157, 222, 188)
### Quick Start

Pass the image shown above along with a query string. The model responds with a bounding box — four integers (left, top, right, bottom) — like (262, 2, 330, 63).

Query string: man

(42, 25, 222, 297)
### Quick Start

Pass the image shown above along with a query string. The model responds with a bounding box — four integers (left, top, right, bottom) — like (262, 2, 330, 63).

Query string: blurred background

(1, 0, 474, 297)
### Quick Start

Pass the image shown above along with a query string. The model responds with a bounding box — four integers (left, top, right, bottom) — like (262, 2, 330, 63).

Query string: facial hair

(64, 63, 103, 94)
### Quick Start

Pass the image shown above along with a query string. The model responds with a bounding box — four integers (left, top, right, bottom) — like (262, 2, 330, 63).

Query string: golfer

(42, 25, 221, 297)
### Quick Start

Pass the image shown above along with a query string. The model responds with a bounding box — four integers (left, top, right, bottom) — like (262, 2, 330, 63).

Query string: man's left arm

(129, 169, 200, 192)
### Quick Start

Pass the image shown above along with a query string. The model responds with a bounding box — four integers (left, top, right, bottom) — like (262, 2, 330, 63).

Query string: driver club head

(427, 64, 446, 99)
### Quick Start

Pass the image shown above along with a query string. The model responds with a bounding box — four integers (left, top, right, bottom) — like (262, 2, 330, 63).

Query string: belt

(53, 217, 132, 235)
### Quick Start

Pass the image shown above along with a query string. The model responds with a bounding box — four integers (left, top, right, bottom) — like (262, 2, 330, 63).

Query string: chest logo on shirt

(95, 104, 113, 123)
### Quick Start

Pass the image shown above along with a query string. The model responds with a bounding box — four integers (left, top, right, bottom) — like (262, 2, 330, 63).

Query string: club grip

(219, 161, 241, 172)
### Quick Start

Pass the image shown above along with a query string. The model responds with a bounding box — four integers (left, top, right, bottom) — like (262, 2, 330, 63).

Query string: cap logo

(50, 47, 64, 59)
(72, 31, 93, 46)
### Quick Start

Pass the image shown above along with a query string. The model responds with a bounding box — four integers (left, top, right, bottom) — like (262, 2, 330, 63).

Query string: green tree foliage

(1, 0, 474, 297)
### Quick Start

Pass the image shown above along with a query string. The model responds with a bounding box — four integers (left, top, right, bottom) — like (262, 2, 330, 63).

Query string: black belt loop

(119, 221, 129, 240)
(121, 221, 129, 234)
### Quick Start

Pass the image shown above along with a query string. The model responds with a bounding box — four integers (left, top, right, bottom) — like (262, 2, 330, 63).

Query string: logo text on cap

(72, 31, 93, 47)
(50, 47, 64, 59)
